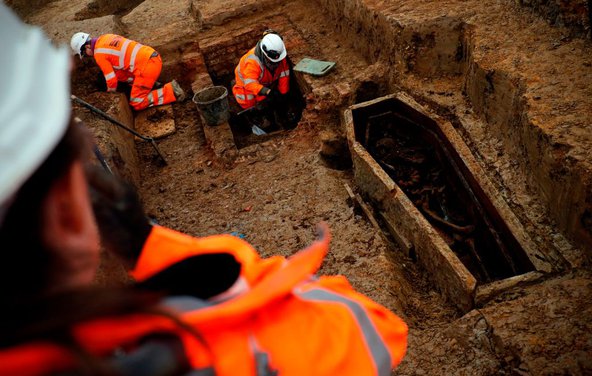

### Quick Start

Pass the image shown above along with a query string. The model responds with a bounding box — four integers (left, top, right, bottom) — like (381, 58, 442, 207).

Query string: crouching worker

(233, 30, 292, 131)
(70, 31, 185, 110)
(89, 166, 409, 375)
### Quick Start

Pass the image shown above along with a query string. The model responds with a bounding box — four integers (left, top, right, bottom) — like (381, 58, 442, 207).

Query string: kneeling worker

(233, 30, 290, 130)
(70, 32, 185, 110)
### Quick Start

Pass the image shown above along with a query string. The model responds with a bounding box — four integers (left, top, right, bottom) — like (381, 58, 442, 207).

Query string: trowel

(251, 125, 267, 136)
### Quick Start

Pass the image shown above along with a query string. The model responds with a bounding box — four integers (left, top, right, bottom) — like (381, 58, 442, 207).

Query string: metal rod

(71, 95, 168, 165)
(93, 145, 113, 174)
(237, 105, 257, 117)
(74, 116, 113, 174)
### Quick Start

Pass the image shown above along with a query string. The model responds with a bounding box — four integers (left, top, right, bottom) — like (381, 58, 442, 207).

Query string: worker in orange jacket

(233, 30, 293, 131)
(86, 172, 409, 375)
(0, 223, 408, 375)
(70, 32, 185, 110)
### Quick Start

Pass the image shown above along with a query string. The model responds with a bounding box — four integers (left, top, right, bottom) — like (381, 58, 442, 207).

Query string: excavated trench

(59, 0, 584, 318)
(174, 12, 559, 310)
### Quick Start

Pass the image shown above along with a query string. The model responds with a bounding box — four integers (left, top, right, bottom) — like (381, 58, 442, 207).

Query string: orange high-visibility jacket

(0, 225, 408, 375)
(232, 45, 290, 109)
(93, 34, 156, 90)
(131, 225, 276, 287)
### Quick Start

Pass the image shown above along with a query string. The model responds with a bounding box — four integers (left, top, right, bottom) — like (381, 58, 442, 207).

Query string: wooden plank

(475, 271, 545, 307)
(355, 193, 381, 230)
(343, 182, 356, 200)
(380, 211, 414, 257)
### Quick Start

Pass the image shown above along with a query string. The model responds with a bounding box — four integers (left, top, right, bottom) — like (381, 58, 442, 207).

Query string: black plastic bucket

(192, 86, 230, 126)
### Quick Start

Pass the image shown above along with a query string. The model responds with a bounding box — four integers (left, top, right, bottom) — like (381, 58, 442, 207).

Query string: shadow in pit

(213, 65, 305, 149)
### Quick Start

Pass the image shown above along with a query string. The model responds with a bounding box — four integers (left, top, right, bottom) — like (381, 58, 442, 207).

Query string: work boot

(171, 79, 186, 102)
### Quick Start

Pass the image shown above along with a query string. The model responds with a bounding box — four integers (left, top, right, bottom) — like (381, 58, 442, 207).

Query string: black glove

(259, 86, 271, 96)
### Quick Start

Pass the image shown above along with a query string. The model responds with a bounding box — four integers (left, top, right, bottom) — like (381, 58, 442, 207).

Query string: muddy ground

(15, 0, 592, 374)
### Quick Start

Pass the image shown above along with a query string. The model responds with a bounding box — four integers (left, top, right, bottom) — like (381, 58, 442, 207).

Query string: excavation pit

(209, 72, 305, 149)
(199, 30, 305, 149)
(345, 93, 553, 311)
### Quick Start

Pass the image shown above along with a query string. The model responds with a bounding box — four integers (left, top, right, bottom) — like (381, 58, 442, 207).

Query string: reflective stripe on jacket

(0, 225, 407, 375)
(93, 34, 156, 90)
(232, 46, 290, 109)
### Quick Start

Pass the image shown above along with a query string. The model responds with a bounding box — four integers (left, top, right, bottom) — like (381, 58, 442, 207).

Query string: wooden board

(294, 58, 336, 76)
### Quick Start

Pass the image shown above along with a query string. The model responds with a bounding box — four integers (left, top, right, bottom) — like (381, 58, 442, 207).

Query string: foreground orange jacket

(93, 34, 176, 110)
(232, 45, 290, 109)
(0, 225, 408, 375)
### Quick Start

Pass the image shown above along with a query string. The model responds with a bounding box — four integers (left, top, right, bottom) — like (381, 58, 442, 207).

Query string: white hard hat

(0, 4, 70, 219)
(260, 33, 286, 63)
(70, 31, 90, 58)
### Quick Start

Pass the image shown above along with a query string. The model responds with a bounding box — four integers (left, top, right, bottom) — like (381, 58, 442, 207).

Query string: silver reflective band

(245, 53, 264, 81)
(246, 53, 264, 71)
(235, 94, 255, 101)
(96, 39, 132, 69)
(249, 336, 277, 376)
(104, 72, 116, 81)
(279, 70, 289, 78)
(156, 88, 164, 105)
(129, 43, 142, 72)
(236, 51, 264, 91)
(162, 296, 211, 312)
(117, 39, 131, 68)
(297, 288, 392, 376)
(131, 97, 144, 103)
(95, 48, 118, 56)
(127, 77, 134, 83)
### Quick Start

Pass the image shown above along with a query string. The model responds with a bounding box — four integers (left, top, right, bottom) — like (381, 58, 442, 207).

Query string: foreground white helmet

(0, 3, 70, 222)
(260, 33, 286, 63)
(70, 32, 90, 58)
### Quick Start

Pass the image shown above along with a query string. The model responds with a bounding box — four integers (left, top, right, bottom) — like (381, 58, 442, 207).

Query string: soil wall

(5, 0, 55, 18)
(515, 0, 591, 38)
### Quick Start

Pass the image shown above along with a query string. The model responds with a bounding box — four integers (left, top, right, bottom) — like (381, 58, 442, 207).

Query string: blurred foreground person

(89, 165, 410, 376)
(0, 5, 407, 375)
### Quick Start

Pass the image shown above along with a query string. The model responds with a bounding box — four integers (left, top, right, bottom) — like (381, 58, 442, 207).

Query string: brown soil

(18, 0, 592, 374)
